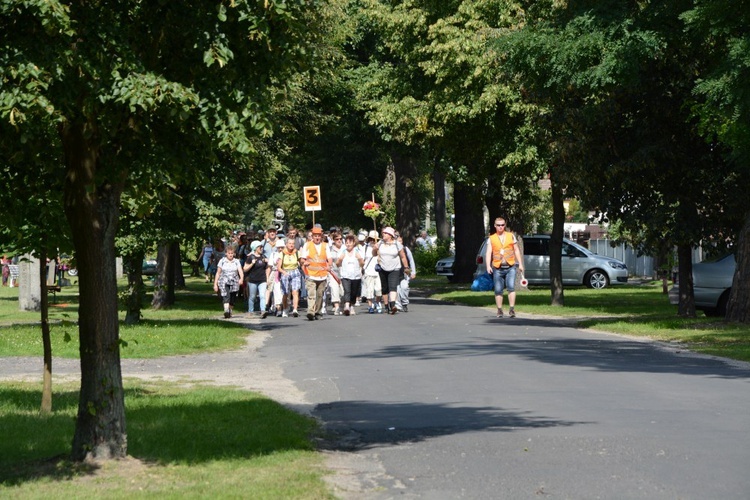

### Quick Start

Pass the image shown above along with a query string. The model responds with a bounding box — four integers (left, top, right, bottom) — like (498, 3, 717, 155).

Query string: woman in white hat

(372, 226, 410, 314)
(362, 230, 383, 313)
(243, 240, 268, 315)
(262, 238, 287, 318)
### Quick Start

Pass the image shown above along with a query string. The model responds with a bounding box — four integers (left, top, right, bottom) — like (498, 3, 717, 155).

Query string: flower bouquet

(362, 200, 382, 229)
(362, 200, 382, 219)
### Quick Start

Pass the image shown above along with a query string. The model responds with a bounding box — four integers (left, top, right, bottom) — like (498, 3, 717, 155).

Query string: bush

(413, 239, 452, 275)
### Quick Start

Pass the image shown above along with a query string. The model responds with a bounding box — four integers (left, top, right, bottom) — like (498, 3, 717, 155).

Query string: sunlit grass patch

(0, 381, 331, 498)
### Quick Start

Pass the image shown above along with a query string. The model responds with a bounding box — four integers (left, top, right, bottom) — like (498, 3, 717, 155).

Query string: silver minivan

(472, 235, 628, 289)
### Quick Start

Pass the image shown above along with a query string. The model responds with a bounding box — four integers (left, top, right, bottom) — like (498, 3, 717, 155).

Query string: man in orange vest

(300, 226, 332, 320)
(485, 217, 524, 318)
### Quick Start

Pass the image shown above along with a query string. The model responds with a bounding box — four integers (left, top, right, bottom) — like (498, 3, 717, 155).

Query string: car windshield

(567, 240, 593, 256)
(700, 253, 735, 264)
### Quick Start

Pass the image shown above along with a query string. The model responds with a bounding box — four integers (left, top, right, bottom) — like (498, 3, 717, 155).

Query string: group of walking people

(207, 224, 417, 320)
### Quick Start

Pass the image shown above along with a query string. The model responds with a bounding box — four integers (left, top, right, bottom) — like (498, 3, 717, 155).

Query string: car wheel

(716, 290, 730, 317)
(585, 270, 609, 289)
(703, 307, 719, 317)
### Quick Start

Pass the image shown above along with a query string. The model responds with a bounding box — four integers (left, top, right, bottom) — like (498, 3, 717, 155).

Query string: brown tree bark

(39, 250, 52, 414)
(391, 151, 420, 249)
(676, 243, 696, 317)
(171, 242, 185, 288)
(62, 120, 127, 461)
(123, 249, 145, 325)
(726, 211, 750, 323)
(549, 178, 565, 307)
(152, 242, 176, 309)
(452, 182, 486, 283)
(433, 169, 451, 241)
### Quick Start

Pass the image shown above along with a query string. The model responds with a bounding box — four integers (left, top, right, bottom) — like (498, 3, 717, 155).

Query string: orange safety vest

(304, 242, 328, 279)
(489, 232, 517, 268)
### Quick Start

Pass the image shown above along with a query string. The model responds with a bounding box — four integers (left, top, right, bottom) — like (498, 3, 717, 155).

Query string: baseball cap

(311, 226, 323, 234)
(357, 232, 366, 242)
(275, 239, 285, 248)
(367, 230, 379, 240)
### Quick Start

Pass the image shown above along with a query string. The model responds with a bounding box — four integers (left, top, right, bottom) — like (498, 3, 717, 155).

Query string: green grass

(0, 276, 249, 358)
(0, 381, 332, 499)
(416, 275, 750, 363)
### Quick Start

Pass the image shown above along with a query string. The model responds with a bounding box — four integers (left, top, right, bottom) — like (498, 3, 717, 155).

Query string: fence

(588, 239, 655, 279)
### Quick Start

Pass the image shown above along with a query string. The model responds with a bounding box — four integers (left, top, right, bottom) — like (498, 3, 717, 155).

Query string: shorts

(280, 269, 302, 294)
(492, 265, 517, 295)
(362, 274, 382, 300)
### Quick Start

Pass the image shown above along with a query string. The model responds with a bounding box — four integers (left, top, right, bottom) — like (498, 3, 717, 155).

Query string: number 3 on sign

(304, 186, 321, 212)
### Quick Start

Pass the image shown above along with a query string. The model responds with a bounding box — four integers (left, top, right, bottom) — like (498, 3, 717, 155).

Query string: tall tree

(683, 0, 750, 322)
(0, 124, 72, 411)
(498, 0, 749, 310)
(1, 1, 320, 460)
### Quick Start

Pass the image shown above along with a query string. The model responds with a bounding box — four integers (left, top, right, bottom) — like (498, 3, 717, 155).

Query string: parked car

(435, 235, 628, 289)
(668, 254, 735, 316)
(435, 255, 456, 281)
(142, 259, 158, 276)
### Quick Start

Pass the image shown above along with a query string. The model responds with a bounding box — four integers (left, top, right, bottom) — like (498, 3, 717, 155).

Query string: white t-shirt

(377, 240, 404, 271)
(363, 244, 379, 276)
(340, 248, 363, 280)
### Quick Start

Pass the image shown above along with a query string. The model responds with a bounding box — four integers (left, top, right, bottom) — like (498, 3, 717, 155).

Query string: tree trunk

(726, 211, 750, 323)
(676, 243, 696, 317)
(452, 182, 486, 283)
(433, 169, 450, 241)
(171, 242, 185, 288)
(549, 178, 565, 307)
(152, 242, 175, 309)
(391, 151, 420, 249)
(39, 250, 52, 414)
(62, 121, 127, 461)
(123, 250, 145, 325)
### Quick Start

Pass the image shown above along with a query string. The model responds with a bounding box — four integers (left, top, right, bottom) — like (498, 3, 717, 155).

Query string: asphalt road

(257, 296, 750, 499)
(2, 295, 748, 499)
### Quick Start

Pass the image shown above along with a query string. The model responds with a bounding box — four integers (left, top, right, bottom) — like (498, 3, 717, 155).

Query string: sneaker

(343, 307, 350, 316)
(389, 304, 397, 315)
(354, 300, 361, 307)
(276, 309, 283, 317)
(496, 308, 503, 318)
(261, 310, 269, 319)
(376, 304, 383, 314)
(368, 306, 375, 314)
(402, 305, 408, 312)
(315, 313, 322, 320)
(350, 309, 356, 315)
(333, 307, 340, 316)
(321, 306, 327, 315)
(224, 311, 231, 319)
(307, 312, 315, 321)
(292, 309, 299, 317)
(282, 310, 288, 318)
(509, 308, 516, 318)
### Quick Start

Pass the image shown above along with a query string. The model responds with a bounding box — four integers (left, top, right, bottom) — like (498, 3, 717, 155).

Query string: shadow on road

(345, 336, 750, 379)
(315, 399, 588, 451)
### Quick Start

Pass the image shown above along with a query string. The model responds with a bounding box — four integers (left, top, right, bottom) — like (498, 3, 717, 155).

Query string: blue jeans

(492, 265, 517, 295)
(247, 281, 267, 312)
